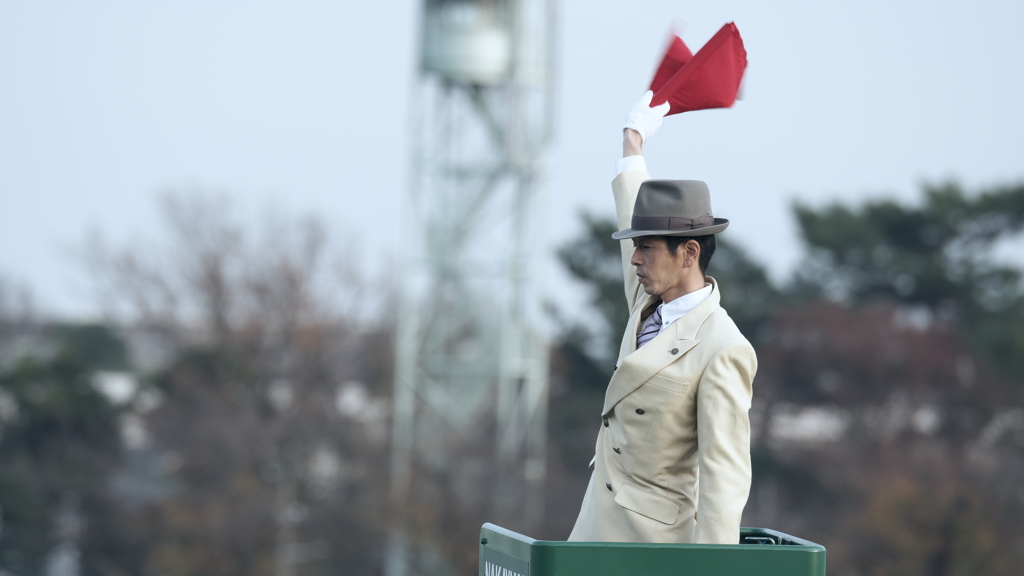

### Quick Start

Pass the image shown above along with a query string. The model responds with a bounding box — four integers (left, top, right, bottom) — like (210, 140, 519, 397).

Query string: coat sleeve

(611, 170, 650, 306)
(694, 339, 757, 544)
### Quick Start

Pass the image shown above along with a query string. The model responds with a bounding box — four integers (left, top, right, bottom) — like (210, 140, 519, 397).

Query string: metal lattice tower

(388, 1, 555, 574)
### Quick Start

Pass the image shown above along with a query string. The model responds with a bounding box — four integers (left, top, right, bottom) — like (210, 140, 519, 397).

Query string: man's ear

(684, 239, 701, 268)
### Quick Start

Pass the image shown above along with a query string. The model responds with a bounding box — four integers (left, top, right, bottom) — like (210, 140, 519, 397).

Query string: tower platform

(479, 523, 826, 576)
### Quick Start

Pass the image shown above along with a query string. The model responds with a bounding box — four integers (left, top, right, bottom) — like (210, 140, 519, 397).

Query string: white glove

(623, 90, 671, 145)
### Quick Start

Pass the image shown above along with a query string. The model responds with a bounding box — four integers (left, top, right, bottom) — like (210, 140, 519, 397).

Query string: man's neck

(660, 275, 709, 303)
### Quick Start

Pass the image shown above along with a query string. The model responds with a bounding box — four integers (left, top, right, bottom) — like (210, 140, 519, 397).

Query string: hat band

(631, 213, 715, 232)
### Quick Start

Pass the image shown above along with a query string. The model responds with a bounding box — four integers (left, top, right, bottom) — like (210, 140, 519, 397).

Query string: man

(568, 91, 756, 544)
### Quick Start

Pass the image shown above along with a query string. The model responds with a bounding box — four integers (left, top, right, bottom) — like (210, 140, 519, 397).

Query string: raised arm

(613, 91, 670, 303)
(622, 126, 643, 158)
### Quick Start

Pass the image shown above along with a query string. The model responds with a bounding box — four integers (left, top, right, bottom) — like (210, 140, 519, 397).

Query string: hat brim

(611, 218, 729, 240)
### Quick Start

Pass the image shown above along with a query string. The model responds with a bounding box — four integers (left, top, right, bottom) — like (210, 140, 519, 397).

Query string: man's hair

(664, 234, 716, 274)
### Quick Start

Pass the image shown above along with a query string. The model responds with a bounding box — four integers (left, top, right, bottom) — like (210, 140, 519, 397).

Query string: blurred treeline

(2, 180, 1024, 576)
(549, 180, 1024, 576)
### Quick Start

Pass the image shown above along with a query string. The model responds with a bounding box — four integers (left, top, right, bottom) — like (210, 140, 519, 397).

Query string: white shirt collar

(657, 282, 713, 329)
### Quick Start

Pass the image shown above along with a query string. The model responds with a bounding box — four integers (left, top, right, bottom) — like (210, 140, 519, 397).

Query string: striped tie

(636, 306, 663, 348)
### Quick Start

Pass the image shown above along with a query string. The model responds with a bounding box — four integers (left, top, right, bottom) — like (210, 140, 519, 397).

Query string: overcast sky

(2, 1, 1023, 319)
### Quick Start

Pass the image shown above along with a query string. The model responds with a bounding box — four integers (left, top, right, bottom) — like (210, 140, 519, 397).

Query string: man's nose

(630, 248, 642, 266)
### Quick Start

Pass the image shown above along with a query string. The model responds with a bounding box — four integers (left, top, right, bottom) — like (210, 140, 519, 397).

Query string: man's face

(630, 236, 689, 301)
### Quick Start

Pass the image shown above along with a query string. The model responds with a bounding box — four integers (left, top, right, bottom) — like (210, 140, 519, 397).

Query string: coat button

(606, 483, 613, 491)
(612, 365, 617, 371)
(603, 417, 609, 427)
(671, 347, 679, 354)
(613, 447, 621, 454)
(635, 408, 645, 415)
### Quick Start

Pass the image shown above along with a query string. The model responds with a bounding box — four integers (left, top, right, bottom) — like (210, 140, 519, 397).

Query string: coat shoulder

(699, 306, 755, 356)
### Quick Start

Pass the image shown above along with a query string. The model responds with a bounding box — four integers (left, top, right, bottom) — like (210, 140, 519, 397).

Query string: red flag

(649, 35, 694, 94)
(649, 23, 747, 115)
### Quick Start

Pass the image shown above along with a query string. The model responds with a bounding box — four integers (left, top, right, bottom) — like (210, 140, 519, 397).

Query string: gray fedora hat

(611, 179, 729, 239)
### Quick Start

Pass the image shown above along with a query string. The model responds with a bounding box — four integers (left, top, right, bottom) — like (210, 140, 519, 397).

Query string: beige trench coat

(567, 170, 757, 544)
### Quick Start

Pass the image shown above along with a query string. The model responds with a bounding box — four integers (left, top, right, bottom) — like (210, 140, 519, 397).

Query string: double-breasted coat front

(567, 170, 757, 545)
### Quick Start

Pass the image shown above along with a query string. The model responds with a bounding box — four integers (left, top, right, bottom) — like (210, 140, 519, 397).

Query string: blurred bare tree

(81, 192, 395, 576)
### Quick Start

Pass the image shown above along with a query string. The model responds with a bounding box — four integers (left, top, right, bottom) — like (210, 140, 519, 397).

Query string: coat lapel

(601, 279, 722, 416)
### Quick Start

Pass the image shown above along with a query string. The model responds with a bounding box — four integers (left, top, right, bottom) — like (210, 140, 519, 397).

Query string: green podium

(479, 523, 826, 576)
